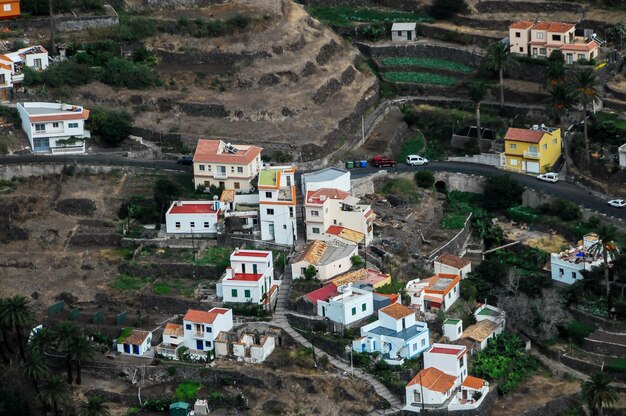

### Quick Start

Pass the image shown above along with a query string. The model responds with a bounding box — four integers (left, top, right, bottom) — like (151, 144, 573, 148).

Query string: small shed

(391, 22, 417, 41)
(169, 401, 189, 416)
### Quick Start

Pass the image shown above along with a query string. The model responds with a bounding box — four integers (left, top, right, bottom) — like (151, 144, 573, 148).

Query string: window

(510, 159, 518, 166)
(190, 222, 195, 228)
(311, 210, 319, 217)
(199, 165, 205, 171)
(52, 122, 59, 128)
(207, 165, 212, 171)
(413, 342, 418, 351)
(237, 166, 243, 173)
(289, 207, 294, 218)
(559, 268, 564, 276)
(578, 53, 585, 60)
(3, 4, 11, 11)
(572, 272, 576, 279)
(540, 48, 547, 55)
(230, 166, 234, 172)
(414, 392, 421, 403)
(265, 192, 272, 198)
(515, 32, 521, 38)
(519, 47, 523, 52)
(204, 181, 211, 187)
(552, 138, 557, 144)
(454, 286, 457, 293)
(510, 144, 517, 150)
(351, 307, 356, 316)
(397, 31, 402, 36)
(312, 227, 320, 234)
(205, 341, 211, 347)
(283, 224, 287, 229)
(244, 289, 251, 298)
(204, 222, 209, 228)
(33, 58, 42, 69)
(34, 123, 45, 132)
(206, 326, 212, 333)
(361, 303, 366, 311)
(448, 293, 451, 299)
(68, 123, 79, 129)
(175, 222, 181, 229)
(234, 182, 240, 190)
(421, 338, 426, 346)
(266, 208, 274, 215)
(552, 34, 561, 41)
(590, 51, 594, 59)
(542, 143, 547, 150)
(458, 357, 464, 368)
(185, 324, 191, 330)
(231, 289, 238, 297)
(458, 327, 461, 334)
(536, 32, 544, 39)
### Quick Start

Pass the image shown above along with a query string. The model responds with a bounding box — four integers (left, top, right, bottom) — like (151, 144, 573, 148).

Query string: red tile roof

(119, 329, 150, 346)
(560, 41, 599, 52)
(29, 109, 90, 122)
(305, 283, 338, 305)
(510, 20, 533, 29)
(306, 188, 350, 205)
(169, 202, 219, 214)
(193, 139, 262, 164)
(231, 273, 264, 281)
(374, 292, 400, 303)
(232, 250, 271, 258)
(532, 21, 574, 32)
(504, 127, 545, 143)
(462, 376, 486, 390)
(184, 309, 223, 324)
(436, 253, 471, 270)
(429, 346, 464, 356)
(380, 303, 414, 320)
(209, 307, 229, 314)
(163, 323, 184, 337)
(407, 367, 457, 393)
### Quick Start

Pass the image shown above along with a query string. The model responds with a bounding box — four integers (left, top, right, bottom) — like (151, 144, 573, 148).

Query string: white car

(537, 172, 558, 183)
(406, 155, 429, 166)
(608, 199, 626, 208)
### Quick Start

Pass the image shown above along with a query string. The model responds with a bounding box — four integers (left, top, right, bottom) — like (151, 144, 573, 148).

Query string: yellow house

(193, 139, 263, 192)
(500, 126, 561, 174)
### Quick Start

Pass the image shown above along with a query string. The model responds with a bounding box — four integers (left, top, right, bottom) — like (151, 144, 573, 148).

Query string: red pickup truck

(371, 155, 397, 167)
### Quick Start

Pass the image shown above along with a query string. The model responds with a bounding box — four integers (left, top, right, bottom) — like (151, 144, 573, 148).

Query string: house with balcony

(305, 188, 375, 246)
(499, 125, 561, 174)
(258, 165, 297, 246)
(550, 232, 607, 285)
(509, 20, 602, 64)
(17, 102, 90, 154)
(404, 343, 489, 413)
(315, 283, 374, 326)
(216, 249, 279, 306)
(0, 45, 48, 100)
(353, 303, 430, 365)
(406, 274, 461, 312)
(165, 200, 222, 235)
(291, 240, 358, 281)
(192, 139, 263, 192)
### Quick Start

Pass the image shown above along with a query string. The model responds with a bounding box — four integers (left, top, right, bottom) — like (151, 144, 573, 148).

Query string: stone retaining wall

(119, 262, 221, 280)
(358, 43, 484, 68)
(0, 5, 118, 31)
(606, 84, 626, 102)
(569, 307, 626, 333)
(475, 1, 581, 13)
(583, 337, 626, 358)
(415, 24, 498, 47)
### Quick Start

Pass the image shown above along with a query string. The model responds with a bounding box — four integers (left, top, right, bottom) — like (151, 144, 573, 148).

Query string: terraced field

(383, 71, 457, 85)
(308, 6, 433, 26)
(380, 57, 474, 73)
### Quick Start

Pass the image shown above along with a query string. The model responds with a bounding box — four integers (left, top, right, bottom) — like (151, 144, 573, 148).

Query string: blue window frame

(33, 137, 50, 152)
(186, 324, 191, 330)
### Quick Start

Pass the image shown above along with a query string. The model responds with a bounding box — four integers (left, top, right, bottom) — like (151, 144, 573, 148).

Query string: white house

(181, 307, 233, 359)
(259, 165, 297, 246)
(216, 249, 279, 306)
(434, 254, 472, 279)
(156, 308, 233, 360)
(0, 45, 48, 100)
(391, 22, 417, 41)
(353, 303, 430, 365)
(425, 343, 468, 381)
(17, 102, 90, 154)
(301, 167, 351, 195)
(405, 274, 461, 312)
(405, 367, 458, 410)
(474, 304, 506, 334)
(550, 233, 606, 285)
(317, 284, 374, 326)
(165, 200, 222, 235)
(116, 329, 152, 356)
(215, 330, 277, 363)
(291, 240, 358, 281)
(443, 318, 463, 342)
(305, 188, 375, 245)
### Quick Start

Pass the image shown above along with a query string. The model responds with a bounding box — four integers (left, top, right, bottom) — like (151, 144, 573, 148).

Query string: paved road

(1, 155, 624, 220)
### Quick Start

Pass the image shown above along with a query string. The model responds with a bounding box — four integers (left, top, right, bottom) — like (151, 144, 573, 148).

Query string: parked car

(608, 199, 626, 208)
(177, 156, 193, 165)
(536, 172, 558, 183)
(371, 155, 396, 167)
(406, 155, 429, 166)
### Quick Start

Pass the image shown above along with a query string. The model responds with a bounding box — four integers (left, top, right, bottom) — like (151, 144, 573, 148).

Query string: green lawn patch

(594, 112, 626, 132)
(175, 380, 202, 402)
(441, 212, 470, 229)
(606, 358, 626, 373)
(397, 131, 425, 162)
(560, 321, 598, 344)
(380, 57, 473, 73)
(380, 177, 421, 203)
(113, 274, 154, 293)
(195, 246, 233, 269)
(153, 281, 172, 295)
(308, 6, 433, 27)
(384, 71, 457, 85)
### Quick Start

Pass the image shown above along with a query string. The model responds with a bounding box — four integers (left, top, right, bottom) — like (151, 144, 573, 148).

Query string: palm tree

(52, 321, 79, 384)
(41, 375, 70, 416)
(78, 396, 110, 416)
(0, 295, 34, 361)
(572, 69, 600, 169)
(484, 42, 512, 110)
(588, 225, 619, 300)
(70, 333, 95, 385)
(547, 82, 576, 171)
(582, 371, 618, 416)
(546, 60, 567, 87)
(466, 79, 491, 137)
(21, 349, 50, 403)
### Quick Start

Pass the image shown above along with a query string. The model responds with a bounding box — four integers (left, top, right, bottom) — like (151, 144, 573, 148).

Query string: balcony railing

(193, 331, 205, 338)
(214, 171, 228, 179)
(523, 150, 540, 159)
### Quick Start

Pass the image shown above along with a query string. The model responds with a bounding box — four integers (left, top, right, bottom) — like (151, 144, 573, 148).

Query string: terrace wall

(357, 42, 484, 68)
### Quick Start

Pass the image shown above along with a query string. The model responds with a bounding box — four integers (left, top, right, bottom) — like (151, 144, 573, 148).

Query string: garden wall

(606, 84, 626, 102)
(118, 262, 221, 280)
(420, 385, 497, 416)
(569, 306, 626, 333)
(583, 337, 626, 358)
(448, 154, 500, 167)
(297, 0, 426, 12)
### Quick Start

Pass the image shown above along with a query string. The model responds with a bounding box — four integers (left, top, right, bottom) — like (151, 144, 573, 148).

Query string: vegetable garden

(380, 57, 473, 73)
(308, 6, 433, 27)
(383, 71, 457, 85)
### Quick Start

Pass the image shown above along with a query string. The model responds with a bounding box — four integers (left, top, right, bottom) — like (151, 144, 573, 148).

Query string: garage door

(526, 161, 540, 173)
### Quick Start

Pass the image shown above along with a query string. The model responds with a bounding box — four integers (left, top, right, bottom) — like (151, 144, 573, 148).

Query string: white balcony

(12, 73, 24, 83)
(214, 171, 228, 179)
(523, 151, 540, 159)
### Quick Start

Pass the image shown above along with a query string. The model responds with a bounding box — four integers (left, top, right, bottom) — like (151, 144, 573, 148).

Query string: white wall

(220, 278, 268, 304)
(424, 348, 467, 380)
(442, 283, 461, 311)
(318, 288, 373, 325)
(302, 171, 351, 195)
(260, 203, 297, 245)
(391, 29, 415, 41)
(434, 263, 471, 279)
(550, 255, 601, 285)
(405, 385, 449, 409)
(250, 336, 275, 363)
(24, 52, 49, 70)
(166, 212, 219, 234)
(117, 333, 152, 356)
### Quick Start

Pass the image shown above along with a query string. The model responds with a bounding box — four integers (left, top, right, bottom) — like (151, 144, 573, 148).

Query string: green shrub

(195, 246, 233, 269)
(414, 171, 435, 188)
(175, 380, 202, 402)
(89, 108, 134, 147)
(537, 198, 582, 221)
(397, 132, 425, 162)
(350, 255, 364, 267)
(304, 264, 318, 279)
(559, 321, 598, 344)
(482, 175, 524, 212)
(36, 61, 95, 87)
(606, 358, 626, 373)
(506, 205, 539, 223)
(381, 177, 421, 203)
(101, 58, 161, 89)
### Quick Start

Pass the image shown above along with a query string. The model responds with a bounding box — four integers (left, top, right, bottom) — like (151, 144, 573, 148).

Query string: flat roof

(368, 322, 427, 341)
(230, 273, 263, 282)
(302, 167, 349, 183)
(169, 202, 218, 214)
(392, 22, 416, 31)
(232, 250, 270, 258)
(19, 102, 89, 122)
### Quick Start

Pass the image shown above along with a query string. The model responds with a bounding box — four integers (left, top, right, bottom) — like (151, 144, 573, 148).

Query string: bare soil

(499, 221, 568, 253)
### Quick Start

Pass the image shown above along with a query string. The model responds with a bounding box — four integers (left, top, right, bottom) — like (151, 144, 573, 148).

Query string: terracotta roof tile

(294, 240, 328, 265)
(560, 41, 599, 52)
(407, 367, 457, 393)
(436, 253, 471, 270)
(184, 309, 223, 324)
(532, 21, 575, 32)
(510, 20, 533, 29)
(164, 323, 184, 337)
(462, 376, 486, 390)
(193, 139, 262, 164)
(325, 225, 365, 244)
(380, 303, 414, 320)
(220, 189, 235, 202)
(504, 127, 545, 143)
(120, 329, 150, 346)
(306, 188, 351, 205)
(305, 283, 338, 305)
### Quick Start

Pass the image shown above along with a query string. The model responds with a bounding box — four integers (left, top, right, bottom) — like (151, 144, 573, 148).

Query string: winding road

(1, 155, 624, 220)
